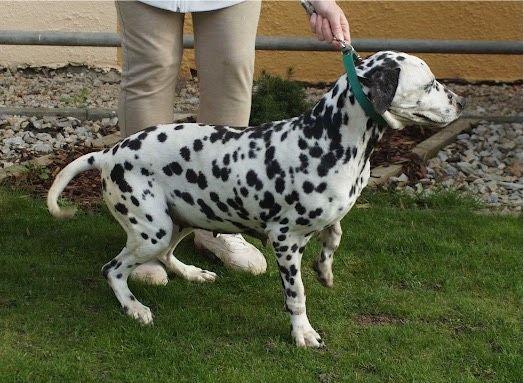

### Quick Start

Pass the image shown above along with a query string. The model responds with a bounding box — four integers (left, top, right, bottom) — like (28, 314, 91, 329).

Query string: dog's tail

(47, 151, 103, 219)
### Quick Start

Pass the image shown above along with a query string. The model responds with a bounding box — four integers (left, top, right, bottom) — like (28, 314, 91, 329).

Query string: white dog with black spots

(48, 51, 464, 348)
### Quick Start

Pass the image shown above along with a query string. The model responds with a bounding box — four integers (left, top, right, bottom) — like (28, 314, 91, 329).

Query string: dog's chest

(313, 159, 371, 225)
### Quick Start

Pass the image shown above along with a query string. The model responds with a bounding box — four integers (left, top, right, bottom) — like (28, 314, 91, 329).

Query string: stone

(508, 161, 523, 177)
(4, 136, 24, 146)
(99, 71, 120, 84)
(36, 132, 52, 142)
(33, 142, 53, 153)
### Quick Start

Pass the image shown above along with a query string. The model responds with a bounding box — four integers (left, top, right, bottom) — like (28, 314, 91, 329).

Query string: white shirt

(139, 0, 246, 13)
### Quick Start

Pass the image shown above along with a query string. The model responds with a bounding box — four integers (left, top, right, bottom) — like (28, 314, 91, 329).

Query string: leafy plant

(59, 87, 90, 108)
(250, 68, 311, 126)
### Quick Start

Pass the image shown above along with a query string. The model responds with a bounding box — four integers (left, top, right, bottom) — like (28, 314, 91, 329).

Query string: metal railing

(0, 31, 522, 54)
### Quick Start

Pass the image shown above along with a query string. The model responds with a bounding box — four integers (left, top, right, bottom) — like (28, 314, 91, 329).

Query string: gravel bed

(388, 121, 523, 213)
(0, 65, 522, 212)
(1, 65, 522, 117)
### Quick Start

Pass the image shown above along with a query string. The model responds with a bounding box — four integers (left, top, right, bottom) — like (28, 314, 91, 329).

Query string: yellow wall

(0, 1, 117, 68)
(181, 0, 522, 82)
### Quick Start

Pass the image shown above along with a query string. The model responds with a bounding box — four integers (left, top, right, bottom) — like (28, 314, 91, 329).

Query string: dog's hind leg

(313, 221, 342, 288)
(102, 180, 174, 324)
(158, 226, 217, 283)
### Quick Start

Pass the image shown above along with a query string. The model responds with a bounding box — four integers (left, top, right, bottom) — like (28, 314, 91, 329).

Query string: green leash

(341, 46, 389, 127)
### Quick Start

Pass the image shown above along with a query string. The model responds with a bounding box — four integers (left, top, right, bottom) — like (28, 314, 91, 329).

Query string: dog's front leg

(313, 221, 342, 288)
(271, 233, 323, 348)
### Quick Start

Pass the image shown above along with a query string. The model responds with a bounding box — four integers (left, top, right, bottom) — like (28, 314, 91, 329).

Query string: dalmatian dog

(47, 51, 464, 348)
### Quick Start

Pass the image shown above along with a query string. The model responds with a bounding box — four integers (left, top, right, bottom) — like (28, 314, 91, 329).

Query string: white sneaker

(129, 260, 169, 286)
(194, 230, 267, 275)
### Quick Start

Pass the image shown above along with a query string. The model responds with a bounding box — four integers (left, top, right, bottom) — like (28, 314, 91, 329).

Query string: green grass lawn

(0, 189, 521, 382)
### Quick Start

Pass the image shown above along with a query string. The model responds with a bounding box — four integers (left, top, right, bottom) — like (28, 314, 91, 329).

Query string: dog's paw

(179, 265, 218, 283)
(124, 302, 154, 325)
(312, 262, 333, 288)
(291, 314, 325, 348)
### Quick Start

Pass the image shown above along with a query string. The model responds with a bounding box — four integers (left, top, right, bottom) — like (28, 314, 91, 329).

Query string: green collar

(342, 47, 389, 127)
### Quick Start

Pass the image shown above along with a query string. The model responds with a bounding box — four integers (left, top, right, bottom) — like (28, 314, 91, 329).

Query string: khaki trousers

(116, 0, 261, 137)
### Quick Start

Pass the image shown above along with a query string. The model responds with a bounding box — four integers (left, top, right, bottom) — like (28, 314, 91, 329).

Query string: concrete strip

(0, 106, 115, 120)
(0, 107, 197, 122)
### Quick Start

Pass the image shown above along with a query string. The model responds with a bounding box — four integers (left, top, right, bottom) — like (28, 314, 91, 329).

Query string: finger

(315, 15, 324, 41)
(330, 15, 344, 42)
(322, 17, 334, 43)
(309, 13, 317, 33)
(340, 15, 351, 43)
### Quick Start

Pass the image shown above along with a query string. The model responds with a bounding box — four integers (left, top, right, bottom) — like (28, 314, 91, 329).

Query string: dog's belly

(158, 157, 371, 236)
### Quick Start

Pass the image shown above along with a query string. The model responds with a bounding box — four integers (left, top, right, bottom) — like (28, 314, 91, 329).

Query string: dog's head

(356, 51, 465, 129)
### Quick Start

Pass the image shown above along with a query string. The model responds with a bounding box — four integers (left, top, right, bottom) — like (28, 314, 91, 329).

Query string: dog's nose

(457, 96, 466, 111)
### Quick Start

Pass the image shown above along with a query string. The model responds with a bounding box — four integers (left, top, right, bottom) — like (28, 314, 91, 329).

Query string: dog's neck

(302, 74, 386, 165)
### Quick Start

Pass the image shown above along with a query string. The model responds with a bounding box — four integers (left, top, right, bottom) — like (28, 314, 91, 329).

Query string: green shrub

(249, 68, 311, 126)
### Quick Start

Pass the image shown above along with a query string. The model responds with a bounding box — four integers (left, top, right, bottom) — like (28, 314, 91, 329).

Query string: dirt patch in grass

(353, 314, 406, 326)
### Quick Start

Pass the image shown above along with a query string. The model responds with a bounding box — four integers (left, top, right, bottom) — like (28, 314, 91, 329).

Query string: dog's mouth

(412, 113, 441, 124)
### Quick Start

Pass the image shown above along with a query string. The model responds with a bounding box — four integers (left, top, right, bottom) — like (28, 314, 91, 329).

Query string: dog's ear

(359, 67, 401, 114)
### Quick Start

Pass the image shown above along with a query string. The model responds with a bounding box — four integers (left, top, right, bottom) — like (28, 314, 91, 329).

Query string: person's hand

(309, 0, 350, 47)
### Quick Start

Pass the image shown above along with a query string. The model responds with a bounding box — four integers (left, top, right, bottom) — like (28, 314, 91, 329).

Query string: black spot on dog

(186, 169, 198, 184)
(162, 162, 183, 176)
(295, 203, 306, 215)
(128, 139, 141, 151)
(193, 139, 203, 151)
(129, 217, 137, 224)
(317, 152, 337, 177)
(316, 182, 327, 193)
(131, 196, 140, 207)
(309, 208, 323, 219)
(141, 168, 150, 176)
(309, 146, 323, 158)
(302, 181, 314, 194)
(88, 156, 95, 165)
(296, 217, 310, 225)
(285, 191, 299, 205)
(180, 147, 191, 162)
(156, 229, 167, 239)
(275, 177, 285, 194)
(157, 132, 167, 142)
(298, 138, 308, 150)
(110, 164, 133, 193)
(146, 214, 153, 222)
(197, 199, 224, 222)
(197, 172, 208, 190)
(124, 161, 133, 171)
(181, 192, 194, 205)
(246, 170, 263, 191)
(141, 233, 149, 240)
(115, 203, 128, 215)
